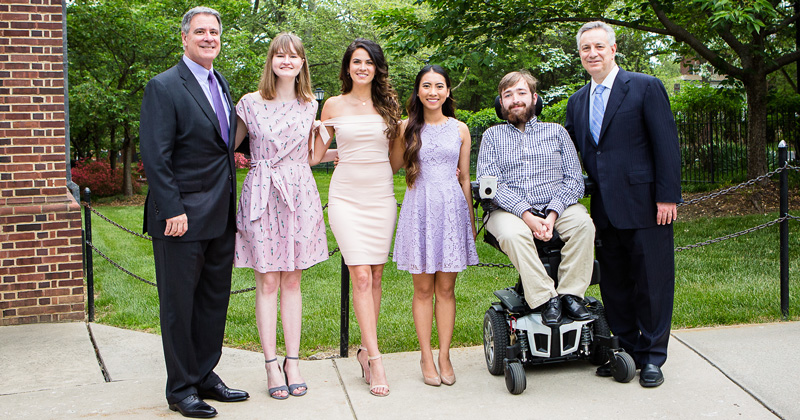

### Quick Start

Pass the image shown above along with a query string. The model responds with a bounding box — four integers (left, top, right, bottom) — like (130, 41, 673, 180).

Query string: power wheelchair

(472, 95, 635, 395)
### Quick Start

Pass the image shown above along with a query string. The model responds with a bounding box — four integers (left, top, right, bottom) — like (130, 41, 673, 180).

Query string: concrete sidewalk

(1, 321, 797, 419)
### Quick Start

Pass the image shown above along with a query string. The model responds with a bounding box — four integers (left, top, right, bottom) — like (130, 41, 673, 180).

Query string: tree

(68, 0, 185, 195)
(375, 0, 800, 177)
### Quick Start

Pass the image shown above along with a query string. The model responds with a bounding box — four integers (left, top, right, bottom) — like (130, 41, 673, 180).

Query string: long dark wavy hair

(339, 38, 401, 141)
(404, 65, 456, 188)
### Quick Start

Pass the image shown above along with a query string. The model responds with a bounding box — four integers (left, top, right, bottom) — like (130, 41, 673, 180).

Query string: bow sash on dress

(248, 121, 331, 222)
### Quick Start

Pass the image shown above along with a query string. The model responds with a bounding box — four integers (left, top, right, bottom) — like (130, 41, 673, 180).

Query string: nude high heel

(357, 347, 370, 384)
(368, 354, 390, 397)
(420, 360, 441, 386)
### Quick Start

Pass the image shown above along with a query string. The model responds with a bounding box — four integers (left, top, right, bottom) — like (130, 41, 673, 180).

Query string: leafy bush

(234, 152, 250, 169)
(135, 161, 145, 179)
(539, 99, 568, 125)
(672, 83, 743, 117)
(767, 92, 800, 114)
(71, 158, 139, 197)
(466, 107, 503, 131)
(455, 108, 474, 124)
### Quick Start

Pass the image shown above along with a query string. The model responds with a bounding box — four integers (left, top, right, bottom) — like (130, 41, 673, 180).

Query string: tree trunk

(92, 126, 101, 161)
(744, 74, 768, 179)
(108, 125, 118, 173)
(121, 124, 133, 197)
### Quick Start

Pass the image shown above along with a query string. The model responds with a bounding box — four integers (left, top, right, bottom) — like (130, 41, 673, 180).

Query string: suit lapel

(575, 84, 596, 149)
(599, 69, 630, 143)
(178, 60, 227, 146)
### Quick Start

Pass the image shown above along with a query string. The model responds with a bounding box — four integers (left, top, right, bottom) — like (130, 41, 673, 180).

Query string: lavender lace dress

(393, 118, 479, 274)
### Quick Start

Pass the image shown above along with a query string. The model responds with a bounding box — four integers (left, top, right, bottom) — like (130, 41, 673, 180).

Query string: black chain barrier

(678, 162, 790, 208)
(82, 164, 798, 294)
(675, 215, 794, 252)
(87, 204, 152, 241)
(85, 240, 157, 287)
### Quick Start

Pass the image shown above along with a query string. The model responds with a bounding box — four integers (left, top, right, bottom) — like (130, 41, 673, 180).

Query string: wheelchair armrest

(583, 174, 596, 197)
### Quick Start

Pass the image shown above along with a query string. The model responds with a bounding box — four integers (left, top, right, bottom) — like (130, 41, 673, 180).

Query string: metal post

(340, 256, 350, 357)
(709, 112, 716, 184)
(778, 141, 789, 318)
(83, 187, 95, 322)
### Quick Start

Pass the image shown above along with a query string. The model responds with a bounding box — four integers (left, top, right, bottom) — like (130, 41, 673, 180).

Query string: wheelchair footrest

(493, 288, 530, 313)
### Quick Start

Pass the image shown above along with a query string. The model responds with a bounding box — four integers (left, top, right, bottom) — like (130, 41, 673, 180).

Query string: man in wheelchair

(476, 70, 595, 327)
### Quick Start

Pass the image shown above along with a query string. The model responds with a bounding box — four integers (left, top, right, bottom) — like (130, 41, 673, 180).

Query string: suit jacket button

(596, 151, 601, 155)
(228, 175, 232, 180)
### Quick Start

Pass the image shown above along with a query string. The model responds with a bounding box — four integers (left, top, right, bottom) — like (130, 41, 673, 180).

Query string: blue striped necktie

(590, 84, 605, 144)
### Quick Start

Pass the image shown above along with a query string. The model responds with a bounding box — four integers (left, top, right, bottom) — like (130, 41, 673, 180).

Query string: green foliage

(539, 98, 568, 125)
(466, 108, 503, 131)
(454, 108, 474, 123)
(767, 92, 800, 114)
(671, 83, 744, 116)
(373, 0, 800, 177)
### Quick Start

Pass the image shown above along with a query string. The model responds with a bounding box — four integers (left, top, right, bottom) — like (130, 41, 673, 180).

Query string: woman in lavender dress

(390, 65, 478, 387)
(233, 33, 329, 399)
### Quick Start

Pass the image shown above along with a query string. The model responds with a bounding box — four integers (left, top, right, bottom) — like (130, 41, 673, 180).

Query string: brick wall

(0, 0, 85, 325)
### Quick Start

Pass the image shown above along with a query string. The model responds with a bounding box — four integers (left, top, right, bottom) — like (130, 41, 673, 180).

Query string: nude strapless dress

(325, 114, 397, 265)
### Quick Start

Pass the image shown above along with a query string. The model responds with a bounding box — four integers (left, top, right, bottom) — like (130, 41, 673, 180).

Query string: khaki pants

(486, 204, 595, 309)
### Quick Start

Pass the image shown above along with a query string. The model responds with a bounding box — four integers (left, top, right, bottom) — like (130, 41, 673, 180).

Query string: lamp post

(314, 87, 325, 119)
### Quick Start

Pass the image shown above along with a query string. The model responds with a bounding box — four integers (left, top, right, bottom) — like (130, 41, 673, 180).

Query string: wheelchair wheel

(505, 361, 526, 395)
(588, 302, 611, 366)
(483, 308, 508, 376)
(612, 351, 636, 383)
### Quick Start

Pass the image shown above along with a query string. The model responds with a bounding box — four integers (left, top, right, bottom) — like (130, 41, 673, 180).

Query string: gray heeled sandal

(283, 356, 308, 397)
(265, 358, 289, 400)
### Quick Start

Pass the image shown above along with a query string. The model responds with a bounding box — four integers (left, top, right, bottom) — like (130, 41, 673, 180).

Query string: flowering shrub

(135, 160, 146, 179)
(71, 158, 139, 197)
(234, 152, 250, 169)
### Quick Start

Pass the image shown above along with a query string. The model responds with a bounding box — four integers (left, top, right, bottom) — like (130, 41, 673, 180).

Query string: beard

(505, 102, 536, 125)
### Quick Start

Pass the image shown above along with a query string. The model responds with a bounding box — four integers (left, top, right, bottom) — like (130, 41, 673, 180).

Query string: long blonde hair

(258, 32, 314, 102)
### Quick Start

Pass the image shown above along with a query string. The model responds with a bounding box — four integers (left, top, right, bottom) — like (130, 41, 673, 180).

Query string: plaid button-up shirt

(476, 117, 584, 219)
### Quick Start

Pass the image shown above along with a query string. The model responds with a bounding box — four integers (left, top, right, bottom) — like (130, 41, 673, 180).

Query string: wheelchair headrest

(494, 93, 543, 121)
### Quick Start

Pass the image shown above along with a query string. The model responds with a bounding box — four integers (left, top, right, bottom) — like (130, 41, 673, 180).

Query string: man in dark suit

(565, 21, 682, 388)
(140, 7, 248, 418)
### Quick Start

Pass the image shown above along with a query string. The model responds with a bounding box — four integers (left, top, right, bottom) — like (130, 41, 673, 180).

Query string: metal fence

(671, 111, 797, 184)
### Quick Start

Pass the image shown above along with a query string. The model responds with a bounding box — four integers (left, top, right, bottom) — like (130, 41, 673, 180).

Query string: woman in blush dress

(233, 32, 329, 400)
(310, 38, 401, 397)
(389, 65, 478, 387)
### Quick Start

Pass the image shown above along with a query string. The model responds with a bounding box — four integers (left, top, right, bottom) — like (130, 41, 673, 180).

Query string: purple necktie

(207, 70, 229, 145)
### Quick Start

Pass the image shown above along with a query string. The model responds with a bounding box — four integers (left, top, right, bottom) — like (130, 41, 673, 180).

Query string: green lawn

(85, 169, 800, 357)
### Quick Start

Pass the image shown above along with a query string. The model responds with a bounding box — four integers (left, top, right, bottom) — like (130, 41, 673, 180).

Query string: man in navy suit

(140, 7, 248, 417)
(565, 21, 682, 388)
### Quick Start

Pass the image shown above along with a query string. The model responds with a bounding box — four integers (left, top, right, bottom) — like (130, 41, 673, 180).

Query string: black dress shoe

(561, 295, 591, 320)
(168, 394, 217, 418)
(595, 362, 612, 377)
(199, 381, 250, 402)
(541, 297, 562, 326)
(639, 364, 664, 388)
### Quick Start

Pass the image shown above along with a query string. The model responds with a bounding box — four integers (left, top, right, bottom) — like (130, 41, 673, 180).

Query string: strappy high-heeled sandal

(283, 356, 307, 397)
(368, 354, 390, 397)
(356, 347, 370, 384)
(265, 358, 289, 400)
